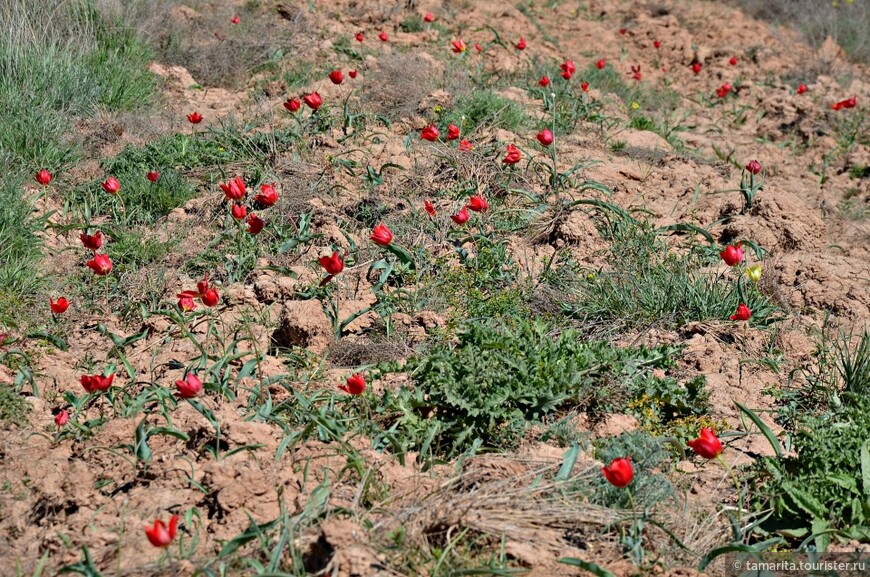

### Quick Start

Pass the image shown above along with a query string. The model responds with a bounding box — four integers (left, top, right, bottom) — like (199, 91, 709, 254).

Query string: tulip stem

(550, 92, 561, 202)
(625, 486, 638, 521)
(716, 454, 744, 523)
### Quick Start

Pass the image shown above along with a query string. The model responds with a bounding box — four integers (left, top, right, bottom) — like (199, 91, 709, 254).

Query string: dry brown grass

(362, 53, 437, 121)
(364, 453, 725, 569)
(730, 0, 870, 64)
(145, 0, 315, 88)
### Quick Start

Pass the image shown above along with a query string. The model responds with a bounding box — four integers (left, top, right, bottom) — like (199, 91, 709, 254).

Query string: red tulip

(196, 277, 210, 298)
(379, 31, 388, 42)
(319, 251, 345, 275)
(175, 373, 203, 398)
(458, 139, 473, 152)
(87, 253, 113, 275)
(601, 457, 633, 488)
(580, 81, 589, 92)
(630, 65, 642, 81)
(561, 60, 576, 79)
(35, 169, 52, 186)
(246, 214, 264, 235)
(329, 70, 343, 85)
(719, 243, 744, 267)
(303, 92, 323, 111)
(729, 56, 738, 66)
(178, 296, 196, 312)
(451, 206, 470, 224)
(424, 12, 434, 22)
(424, 200, 436, 216)
(730, 303, 751, 321)
(284, 97, 301, 112)
(231, 203, 247, 220)
(420, 124, 440, 141)
(355, 31, 364, 42)
(80, 231, 103, 250)
(54, 409, 69, 427)
(653, 40, 661, 49)
(101, 176, 120, 195)
(595, 58, 605, 70)
(146, 170, 160, 183)
(187, 111, 203, 124)
(796, 84, 807, 95)
(515, 37, 526, 51)
(201, 287, 220, 307)
(502, 143, 521, 165)
(688, 427, 723, 459)
(475, 43, 483, 53)
(340, 373, 366, 395)
(538, 75, 550, 87)
(50, 297, 69, 314)
(370, 224, 393, 246)
(144, 515, 178, 548)
(831, 96, 857, 111)
(220, 176, 246, 201)
(691, 61, 702, 74)
(452, 39, 466, 54)
(716, 83, 732, 98)
(254, 183, 278, 207)
(466, 195, 488, 213)
(179, 275, 220, 307)
(231, 15, 240, 24)
(81, 373, 115, 393)
(447, 123, 460, 140)
(746, 160, 762, 175)
(536, 128, 554, 147)
(349, 69, 358, 79)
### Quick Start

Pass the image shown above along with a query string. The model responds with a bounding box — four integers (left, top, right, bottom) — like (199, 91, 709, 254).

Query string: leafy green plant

(626, 375, 709, 434)
(750, 393, 870, 548)
(367, 320, 681, 458)
(592, 431, 677, 511)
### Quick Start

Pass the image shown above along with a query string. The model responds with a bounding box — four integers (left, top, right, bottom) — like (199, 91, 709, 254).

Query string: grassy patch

(562, 217, 780, 334)
(439, 90, 532, 134)
(0, 0, 156, 326)
(0, 0, 155, 172)
(0, 384, 30, 428)
(65, 122, 300, 226)
(0, 170, 46, 328)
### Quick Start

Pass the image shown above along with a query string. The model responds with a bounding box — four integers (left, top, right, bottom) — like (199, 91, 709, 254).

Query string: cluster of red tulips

(602, 427, 723, 488)
(283, 92, 323, 114)
(220, 176, 276, 235)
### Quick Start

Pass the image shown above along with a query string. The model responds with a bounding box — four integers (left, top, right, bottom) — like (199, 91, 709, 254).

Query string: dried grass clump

(146, 1, 315, 88)
(368, 453, 724, 566)
(729, 0, 870, 64)
(363, 54, 436, 121)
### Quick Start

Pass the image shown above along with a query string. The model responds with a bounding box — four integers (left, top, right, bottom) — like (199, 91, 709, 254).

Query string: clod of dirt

(271, 300, 333, 353)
